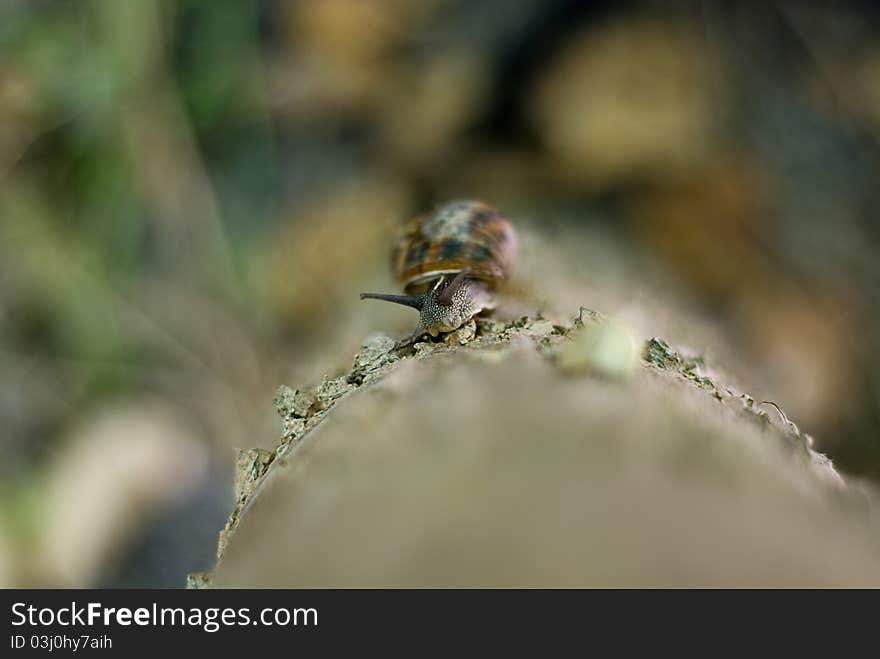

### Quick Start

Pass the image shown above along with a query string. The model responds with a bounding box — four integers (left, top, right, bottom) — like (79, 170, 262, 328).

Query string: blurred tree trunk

(198, 314, 880, 588)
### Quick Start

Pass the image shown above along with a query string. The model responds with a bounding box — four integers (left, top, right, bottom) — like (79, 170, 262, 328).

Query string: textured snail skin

(418, 277, 493, 337)
(361, 200, 516, 342)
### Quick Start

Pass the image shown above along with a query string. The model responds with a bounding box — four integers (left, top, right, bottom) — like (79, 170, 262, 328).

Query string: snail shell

(392, 200, 517, 294)
(361, 200, 517, 342)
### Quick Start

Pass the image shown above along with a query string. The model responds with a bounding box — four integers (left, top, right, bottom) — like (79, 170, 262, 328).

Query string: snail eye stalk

(436, 272, 468, 307)
(359, 292, 425, 311)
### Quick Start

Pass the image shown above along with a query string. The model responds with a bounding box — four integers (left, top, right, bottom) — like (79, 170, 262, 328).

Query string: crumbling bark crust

(190, 307, 879, 588)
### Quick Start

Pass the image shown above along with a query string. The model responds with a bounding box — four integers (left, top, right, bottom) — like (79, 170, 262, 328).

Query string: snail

(360, 200, 517, 343)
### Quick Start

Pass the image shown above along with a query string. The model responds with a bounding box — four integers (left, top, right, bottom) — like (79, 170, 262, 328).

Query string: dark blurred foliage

(1, 0, 879, 585)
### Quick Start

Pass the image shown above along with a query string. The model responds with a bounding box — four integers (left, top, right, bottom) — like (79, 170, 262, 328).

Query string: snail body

(361, 200, 517, 342)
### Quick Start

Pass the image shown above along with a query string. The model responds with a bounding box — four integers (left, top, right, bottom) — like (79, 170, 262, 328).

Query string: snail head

(360, 272, 482, 339)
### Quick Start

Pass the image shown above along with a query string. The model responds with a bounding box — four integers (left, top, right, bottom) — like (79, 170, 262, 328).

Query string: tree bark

(191, 311, 880, 587)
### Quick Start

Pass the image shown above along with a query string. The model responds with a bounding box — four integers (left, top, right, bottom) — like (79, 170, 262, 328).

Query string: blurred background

(1, 0, 879, 587)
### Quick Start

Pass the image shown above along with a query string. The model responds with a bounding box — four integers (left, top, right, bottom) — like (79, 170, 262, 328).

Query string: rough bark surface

(189, 308, 880, 587)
